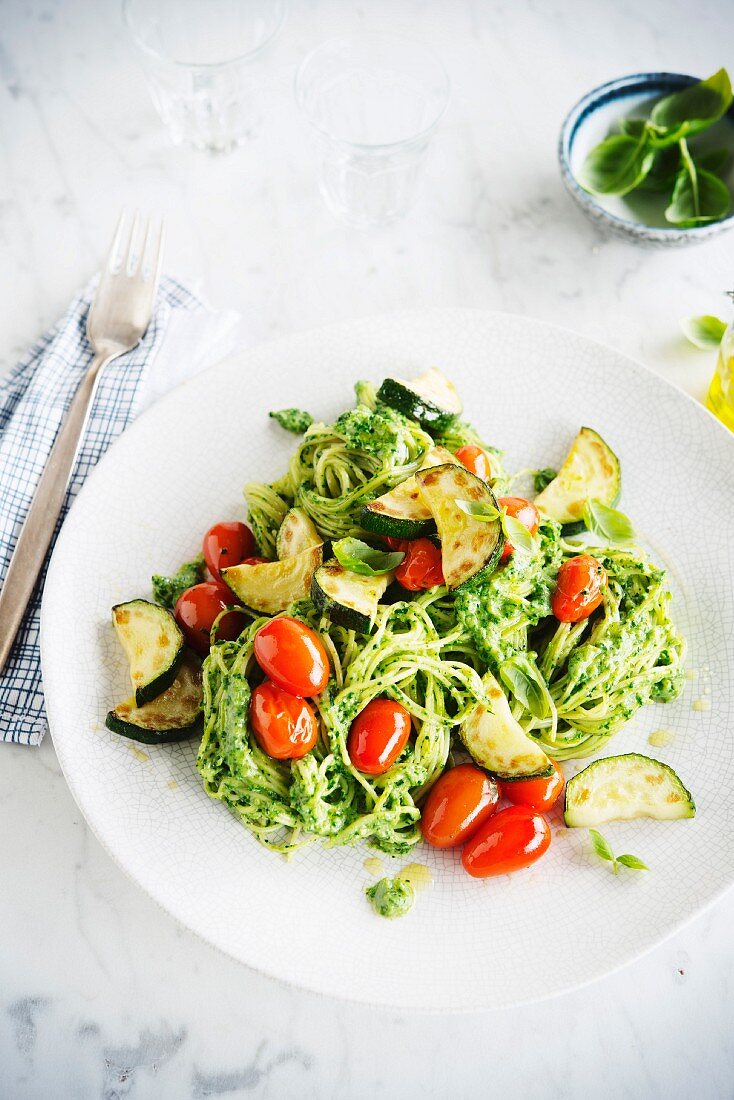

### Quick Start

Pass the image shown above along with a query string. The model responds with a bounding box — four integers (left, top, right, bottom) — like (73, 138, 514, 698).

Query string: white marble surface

(1, 0, 733, 1096)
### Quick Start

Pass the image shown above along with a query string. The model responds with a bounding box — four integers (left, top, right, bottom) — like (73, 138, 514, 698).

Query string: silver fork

(0, 211, 165, 674)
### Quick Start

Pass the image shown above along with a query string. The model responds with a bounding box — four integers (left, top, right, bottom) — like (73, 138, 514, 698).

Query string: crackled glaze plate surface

(41, 310, 734, 1011)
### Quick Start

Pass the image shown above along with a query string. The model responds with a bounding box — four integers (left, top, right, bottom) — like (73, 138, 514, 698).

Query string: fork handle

(0, 351, 116, 675)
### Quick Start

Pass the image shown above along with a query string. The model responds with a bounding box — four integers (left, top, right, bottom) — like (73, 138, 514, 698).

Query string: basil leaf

(697, 148, 730, 174)
(269, 408, 314, 434)
(617, 853, 649, 871)
(579, 133, 655, 196)
(651, 68, 733, 139)
(533, 467, 557, 493)
(583, 498, 635, 543)
(499, 655, 549, 719)
(636, 144, 680, 193)
(665, 166, 731, 227)
(589, 829, 616, 864)
(332, 537, 404, 576)
(502, 513, 535, 556)
(681, 314, 727, 350)
(455, 499, 501, 522)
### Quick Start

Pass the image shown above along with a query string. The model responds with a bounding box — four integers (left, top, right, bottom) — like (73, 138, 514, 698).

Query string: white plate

(42, 309, 734, 1011)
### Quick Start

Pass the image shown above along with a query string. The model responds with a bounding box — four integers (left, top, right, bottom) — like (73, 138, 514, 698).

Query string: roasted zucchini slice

(312, 559, 391, 633)
(534, 426, 620, 532)
(461, 673, 554, 780)
(276, 507, 322, 560)
(106, 651, 203, 744)
(361, 445, 458, 539)
(112, 599, 184, 707)
(222, 544, 323, 614)
(564, 753, 695, 827)
(415, 463, 504, 588)
(377, 368, 462, 431)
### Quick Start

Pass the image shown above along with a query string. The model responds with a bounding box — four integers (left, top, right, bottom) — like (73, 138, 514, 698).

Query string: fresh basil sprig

(681, 314, 727, 349)
(499, 654, 551, 719)
(583, 498, 635, 544)
(579, 68, 733, 228)
(589, 829, 649, 874)
(333, 537, 404, 576)
(455, 500, 536, 556)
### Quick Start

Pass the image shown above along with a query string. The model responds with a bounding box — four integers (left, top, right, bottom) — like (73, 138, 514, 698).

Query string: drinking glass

(295, 34, 450, 227)
(123, 0, 287, 154)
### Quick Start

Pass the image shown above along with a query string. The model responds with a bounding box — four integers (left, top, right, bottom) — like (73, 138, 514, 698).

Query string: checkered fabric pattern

(0, 276, 203, 745)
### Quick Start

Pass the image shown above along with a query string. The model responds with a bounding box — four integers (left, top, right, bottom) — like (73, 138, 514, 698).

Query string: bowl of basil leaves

(559, 69, 734, 245)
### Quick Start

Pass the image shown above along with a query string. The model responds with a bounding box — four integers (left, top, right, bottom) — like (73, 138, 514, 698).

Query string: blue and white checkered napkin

(0, 275, 243, 745)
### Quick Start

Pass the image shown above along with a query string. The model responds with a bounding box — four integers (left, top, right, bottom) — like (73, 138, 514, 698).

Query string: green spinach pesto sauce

(269, 408, 314, 434)
(152, 554, 206, 609)
(366, 876, 416, 919)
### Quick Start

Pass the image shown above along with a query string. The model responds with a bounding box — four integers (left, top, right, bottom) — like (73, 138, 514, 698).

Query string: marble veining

(1, 0, 733, 1096)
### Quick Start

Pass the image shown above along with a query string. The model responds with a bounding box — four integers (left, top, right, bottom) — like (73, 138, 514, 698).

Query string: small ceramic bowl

(559, 71, 734, 246)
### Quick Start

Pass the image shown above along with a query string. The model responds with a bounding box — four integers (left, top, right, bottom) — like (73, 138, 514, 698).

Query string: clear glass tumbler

(123, 0, 287, 154)
(295, 34, 450, 227)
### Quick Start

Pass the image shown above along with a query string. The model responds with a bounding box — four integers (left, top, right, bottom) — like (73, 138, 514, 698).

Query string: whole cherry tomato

(240, 556, 270, 566)
(250, 681, 319, 760)
(500, 760, 565, 813)
(253, 616, 330, 698)
(552, 555, 607, 623)
(395, 539, 444, 591)
(455, 445, 492, 482)
(348, 698, 412, 775)
(202, 521, 256, 581)
(174, 582, 247, 655)
(497, 497, 540, 562)
(383, 536, 410, 551)
(421, 763, 499, 848)
(462, 805, 551, 878)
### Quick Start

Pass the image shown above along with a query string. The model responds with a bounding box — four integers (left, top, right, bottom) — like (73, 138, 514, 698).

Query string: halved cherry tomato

(500, 760, 565, 813)
(421, 764, 499, 848)
(497, 496, 540, 562)
(455, 444, 492, 482)
(348, 698, 412, 775)
(202, 521, 256, 581)
(250, 681, 319, 760)
(462, 805, 551, 878)
(552, 554, 607, 623)
(174, 582, 247, 655)
(253, 616, 330, 698)
(395, 539, 444, 591)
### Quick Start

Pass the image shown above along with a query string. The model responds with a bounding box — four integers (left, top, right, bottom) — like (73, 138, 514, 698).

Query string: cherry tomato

(250, 681, 319, 760)
(497, 496, 540, 562)
(462, 805, 551, 878)
(383, 536, 410, 551)
(395, 539, 444, 591)
(421, 764, 500, 848)
(253, 616, 330, 698)
(500, 760, 565, 813)
(202, 521, 256, 581)
(348, 698, 412, 775)
(552, 554, 607, 623)
(174, 582, 247, 655)
(455, 444, 492, 481)
(240, 556, 270, 566)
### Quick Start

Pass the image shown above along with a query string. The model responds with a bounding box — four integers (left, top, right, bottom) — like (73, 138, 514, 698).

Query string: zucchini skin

(105, 709, 203, 744)
(112, 599, 184, 707)
(377, 378, 456, 432)
(360, 507, 435, 540)
(311, 571, 372, 633)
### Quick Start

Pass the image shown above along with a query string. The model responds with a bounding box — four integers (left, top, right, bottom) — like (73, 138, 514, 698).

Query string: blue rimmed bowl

(559, 71, 734, 246)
